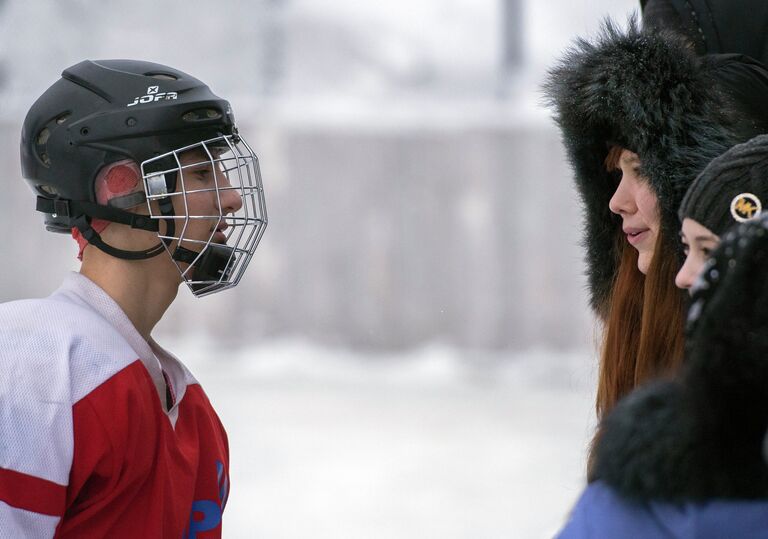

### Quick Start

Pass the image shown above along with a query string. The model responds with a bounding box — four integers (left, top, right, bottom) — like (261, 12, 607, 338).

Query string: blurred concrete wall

(0, 119, 593, 352)
(166, 121, 591, 350)
(0, 119, 594, 350)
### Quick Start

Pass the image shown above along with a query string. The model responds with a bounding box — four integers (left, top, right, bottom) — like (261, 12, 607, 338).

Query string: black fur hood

(593, 216, 768, 501)
(544, 18, 743, 315)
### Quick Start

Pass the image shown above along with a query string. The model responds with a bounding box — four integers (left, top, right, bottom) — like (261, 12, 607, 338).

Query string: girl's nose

(609, 176, 636, 216)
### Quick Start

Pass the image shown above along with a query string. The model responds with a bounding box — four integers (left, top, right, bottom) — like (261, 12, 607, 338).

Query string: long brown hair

(586, 148, 687, 477)
(595, 232, 686, 417)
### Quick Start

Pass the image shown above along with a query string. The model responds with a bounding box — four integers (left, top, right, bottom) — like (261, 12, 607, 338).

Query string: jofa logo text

(127, 86, 178, 107)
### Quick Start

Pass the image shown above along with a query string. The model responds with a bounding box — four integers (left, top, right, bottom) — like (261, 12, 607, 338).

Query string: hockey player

(0, 59, 267, 537)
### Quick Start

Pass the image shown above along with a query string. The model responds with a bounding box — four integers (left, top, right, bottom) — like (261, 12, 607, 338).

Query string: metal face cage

(141, 134, 267, 297)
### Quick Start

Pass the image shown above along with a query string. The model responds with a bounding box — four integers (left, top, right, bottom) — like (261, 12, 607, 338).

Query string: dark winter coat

(641, 0, 768, 66)
(544, 18, 766, 315)
(642, 0, 768, 139)
(591, 216, 768, 501)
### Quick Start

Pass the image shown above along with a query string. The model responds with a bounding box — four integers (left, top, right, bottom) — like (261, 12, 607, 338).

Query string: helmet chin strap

(172, 243, 236, 291)
(86, 180, 177, 261)
(69, 166, 234, 284)
(75, 219, 169, 260)
(36, 195, 172, 260)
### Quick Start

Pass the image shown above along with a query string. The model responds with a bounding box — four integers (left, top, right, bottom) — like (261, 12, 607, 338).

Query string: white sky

(0, 0, 639, 111)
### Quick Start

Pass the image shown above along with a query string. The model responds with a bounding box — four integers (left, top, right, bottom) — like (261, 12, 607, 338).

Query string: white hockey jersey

(0, 272, 229, 538)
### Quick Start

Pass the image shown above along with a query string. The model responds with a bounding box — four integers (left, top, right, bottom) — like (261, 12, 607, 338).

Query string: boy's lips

(210, 221, 229, 243)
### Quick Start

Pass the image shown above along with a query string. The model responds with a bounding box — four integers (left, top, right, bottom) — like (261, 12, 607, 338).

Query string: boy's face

(86, 134, 265, 296)
(171, 147, 244, 253)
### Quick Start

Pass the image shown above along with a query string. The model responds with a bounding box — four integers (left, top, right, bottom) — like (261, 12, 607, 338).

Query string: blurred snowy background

(0, 0, 638, 537)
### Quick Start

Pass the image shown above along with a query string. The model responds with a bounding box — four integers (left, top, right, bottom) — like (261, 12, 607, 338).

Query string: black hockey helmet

(20, 60, 268, 297)
(21, 59, 235, 233)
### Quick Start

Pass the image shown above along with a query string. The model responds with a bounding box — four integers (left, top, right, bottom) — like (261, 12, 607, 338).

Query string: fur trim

(543, 17, 740, 314)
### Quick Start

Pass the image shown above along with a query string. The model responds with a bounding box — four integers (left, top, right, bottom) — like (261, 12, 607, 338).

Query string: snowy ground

(170, 338, 598, 539)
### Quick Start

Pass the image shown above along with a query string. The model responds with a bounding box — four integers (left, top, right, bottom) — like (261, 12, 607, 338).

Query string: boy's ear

(96, 161, 144, 209)
(103, 163, 139, 195)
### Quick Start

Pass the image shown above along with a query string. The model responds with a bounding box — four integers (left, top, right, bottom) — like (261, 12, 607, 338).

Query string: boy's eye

(702, 248, 711, 257)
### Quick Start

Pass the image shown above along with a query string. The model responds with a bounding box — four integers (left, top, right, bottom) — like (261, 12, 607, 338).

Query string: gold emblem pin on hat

(731, 193, 762, 222)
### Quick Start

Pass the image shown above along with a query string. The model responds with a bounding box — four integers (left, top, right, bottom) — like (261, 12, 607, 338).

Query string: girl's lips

(626, 229, 649, 246)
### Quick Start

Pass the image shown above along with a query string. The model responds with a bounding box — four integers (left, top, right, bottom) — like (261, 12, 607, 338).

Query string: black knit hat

(593, 215, 768, 500)
(543, 17, 768, 316)
(679, 134, 768, 237)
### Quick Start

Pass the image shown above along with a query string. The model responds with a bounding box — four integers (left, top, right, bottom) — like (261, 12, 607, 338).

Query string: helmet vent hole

(56, 113, 70, 125)
(80, 127, 89, 136)
(146, 72, 178, 81)
(40, 153, 51, 166)
(37, 128, 50, 145)
(183, 108, 222, 122)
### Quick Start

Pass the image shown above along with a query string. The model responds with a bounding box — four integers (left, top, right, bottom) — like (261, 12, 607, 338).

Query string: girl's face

(608, 149, 662, 274)
(676, 218, 720, 291)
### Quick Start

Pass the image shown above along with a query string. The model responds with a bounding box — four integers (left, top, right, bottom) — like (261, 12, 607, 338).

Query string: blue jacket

(557, 481, 768, 539)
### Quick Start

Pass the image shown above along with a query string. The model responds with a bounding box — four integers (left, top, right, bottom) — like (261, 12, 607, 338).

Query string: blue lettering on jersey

(217, 459, 230, 509)
(183, 460, 229, 539)
(186, 500, 221, 537)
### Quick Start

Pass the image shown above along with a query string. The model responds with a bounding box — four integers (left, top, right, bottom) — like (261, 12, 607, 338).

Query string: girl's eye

(702, 248, 711, 257)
